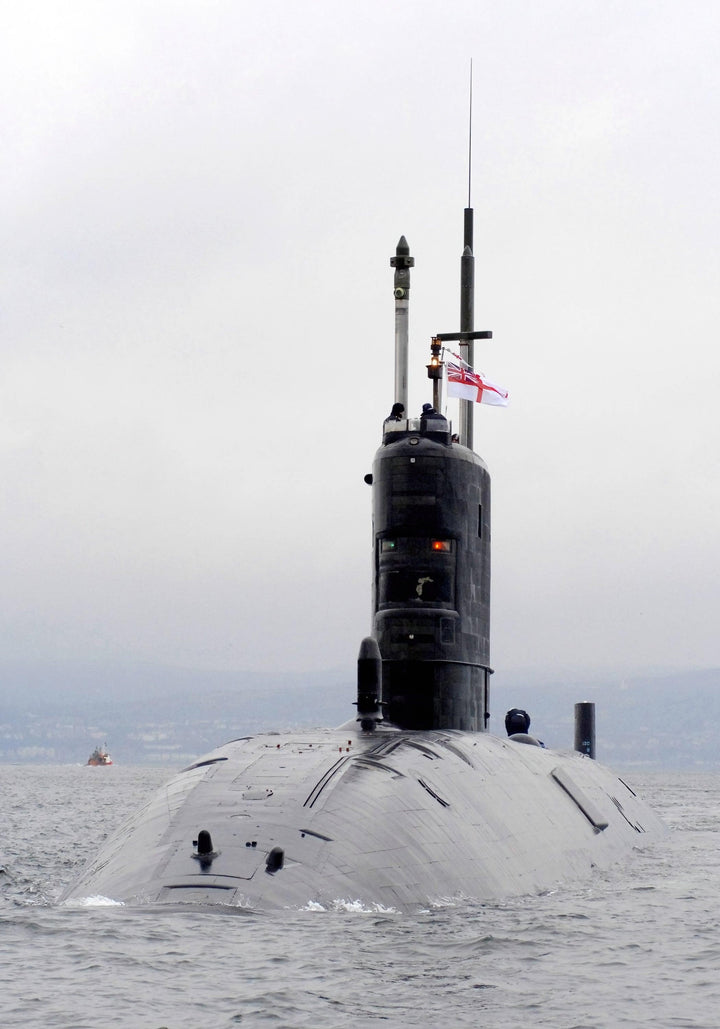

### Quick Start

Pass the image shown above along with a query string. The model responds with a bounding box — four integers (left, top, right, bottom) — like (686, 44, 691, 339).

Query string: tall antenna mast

(467, 58, 473, 209)
(391, 235, 413, 414)
(459, 60, 475, 449)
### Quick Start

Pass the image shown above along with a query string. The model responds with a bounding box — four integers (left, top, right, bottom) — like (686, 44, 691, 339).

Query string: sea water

(1, 764, 718, 1029)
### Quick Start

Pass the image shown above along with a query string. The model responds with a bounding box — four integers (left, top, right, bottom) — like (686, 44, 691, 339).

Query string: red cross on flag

(446, 361, 509, 407)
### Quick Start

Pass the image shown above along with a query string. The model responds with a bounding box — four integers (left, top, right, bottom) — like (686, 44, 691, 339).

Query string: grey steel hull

(61, 722, 663, 911)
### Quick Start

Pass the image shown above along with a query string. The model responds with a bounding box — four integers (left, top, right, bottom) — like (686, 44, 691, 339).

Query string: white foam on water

(61, 895, 125, 908)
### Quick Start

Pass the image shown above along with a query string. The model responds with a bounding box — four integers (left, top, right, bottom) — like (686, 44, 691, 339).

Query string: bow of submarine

(61, 721, 663, 910)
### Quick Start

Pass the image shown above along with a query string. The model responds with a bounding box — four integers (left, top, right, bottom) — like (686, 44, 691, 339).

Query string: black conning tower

(370, 229, 492, 731)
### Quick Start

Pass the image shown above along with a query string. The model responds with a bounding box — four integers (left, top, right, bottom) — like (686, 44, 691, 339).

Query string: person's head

(505, 708, 531, 735)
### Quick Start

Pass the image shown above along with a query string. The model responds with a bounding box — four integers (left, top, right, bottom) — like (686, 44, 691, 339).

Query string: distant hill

(492, 666, 720, 770)
(1, 659, 718, 769)
(0, 660, 351, 765)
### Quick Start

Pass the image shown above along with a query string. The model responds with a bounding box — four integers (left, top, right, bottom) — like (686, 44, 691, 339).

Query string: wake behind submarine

(61, 214, 663, 911)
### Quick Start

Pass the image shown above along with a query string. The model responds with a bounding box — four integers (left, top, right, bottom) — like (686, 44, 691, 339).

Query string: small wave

(61, 895, 125, 907)
(300, 898, 398, 913)
(427, 894, 468, 909)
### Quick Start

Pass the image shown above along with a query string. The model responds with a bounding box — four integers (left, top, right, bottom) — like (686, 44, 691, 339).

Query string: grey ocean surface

(1, 764, 718, 1029)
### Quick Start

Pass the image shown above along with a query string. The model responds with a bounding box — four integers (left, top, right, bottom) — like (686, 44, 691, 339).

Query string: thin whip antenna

(460, 58, 475, 449)
(467, 59, 473, 208)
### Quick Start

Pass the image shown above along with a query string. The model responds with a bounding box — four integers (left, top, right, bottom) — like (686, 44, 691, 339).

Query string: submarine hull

(61, 723, 663, 911)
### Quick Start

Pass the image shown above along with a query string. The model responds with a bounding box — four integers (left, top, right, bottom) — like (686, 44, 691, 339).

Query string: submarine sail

(60, 219, 663, 912)
(372, 380, 491, 731)
(374, 230, 492, 732)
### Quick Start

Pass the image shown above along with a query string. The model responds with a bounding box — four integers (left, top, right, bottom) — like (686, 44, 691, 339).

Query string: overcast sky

(2, 1, 719, 687)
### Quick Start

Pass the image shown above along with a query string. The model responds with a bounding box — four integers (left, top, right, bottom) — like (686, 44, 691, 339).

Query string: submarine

(61, 211, 663, 912)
